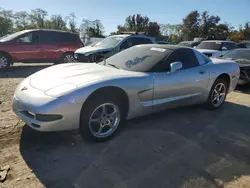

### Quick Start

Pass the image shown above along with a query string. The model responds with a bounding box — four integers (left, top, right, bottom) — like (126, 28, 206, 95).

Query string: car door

(153, 48, 210, 110)
(11, 31, 42, 62)
(39, 31, 62, 61)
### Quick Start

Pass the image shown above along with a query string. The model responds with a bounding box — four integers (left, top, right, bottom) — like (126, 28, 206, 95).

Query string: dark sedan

(220, 48, 250, 85)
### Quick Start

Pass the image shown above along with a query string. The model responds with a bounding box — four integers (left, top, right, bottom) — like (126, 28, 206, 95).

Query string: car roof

(201, 40, 234, 43)
(21, 29, 77, 34)
(111, 34, 154, 39)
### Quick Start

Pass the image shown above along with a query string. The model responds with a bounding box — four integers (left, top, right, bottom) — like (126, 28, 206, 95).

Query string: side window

(194, 50, 206, 65)
(19, 33, 33, 43)
(228, 43, 236, 50)
(164, 49, 199, 70)
(120, 39, 133, 51)
(41, 31, 65, 44)
(61, 33, 78, 43)
(132, 38, 153, 45)
(18, 32, 39, 44)
(222, 42, 235, 50)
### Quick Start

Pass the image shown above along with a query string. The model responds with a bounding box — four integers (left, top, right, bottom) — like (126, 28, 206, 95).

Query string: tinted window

(163, 48, 199, 70)
(40, 31, 79, 44)
(196, 42, 222, 50)
(223, 42, 236, 50)
(222, 49, 250, 60)
(102, 45, 171, 72)
(131, 37, 153, 45)
(120, 38, 133, 50)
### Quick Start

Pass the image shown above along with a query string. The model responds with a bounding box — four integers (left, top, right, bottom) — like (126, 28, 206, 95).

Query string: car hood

(29, 63, 142, 92)
(75, 46, 114, 56)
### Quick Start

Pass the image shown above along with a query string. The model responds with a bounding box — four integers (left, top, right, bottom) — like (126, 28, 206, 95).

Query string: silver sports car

(13, 44, 240, 141)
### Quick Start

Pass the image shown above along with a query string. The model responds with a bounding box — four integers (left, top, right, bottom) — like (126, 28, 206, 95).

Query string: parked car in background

(220, 48, 250, 85)
(13, 44, 239, 141)
(74, 33, 156, 62)
(0, 29, 84, 70)
(236, 41, 250, 49)
(196, 40, 236, 57)
(156, 41, 170, 44)
(178, 41, 200, 48)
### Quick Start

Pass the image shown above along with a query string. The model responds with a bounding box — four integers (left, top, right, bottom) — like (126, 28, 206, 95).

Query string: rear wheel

(79, 96, 124, 141)
(61, 52, 75, 63)
(205, 79, 228, 110)
(0, 53, 11, 71)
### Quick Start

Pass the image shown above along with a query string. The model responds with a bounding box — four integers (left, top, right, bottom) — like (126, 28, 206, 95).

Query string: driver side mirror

(221, 46, 227, 51)
(170, 61, 183, 74)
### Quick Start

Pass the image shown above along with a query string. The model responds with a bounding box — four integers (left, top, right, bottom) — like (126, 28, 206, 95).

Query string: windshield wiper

(107, 63, 120, 69)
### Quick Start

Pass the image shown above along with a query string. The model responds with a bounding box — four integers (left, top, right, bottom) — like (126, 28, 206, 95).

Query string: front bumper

(12, 84, 83, 132)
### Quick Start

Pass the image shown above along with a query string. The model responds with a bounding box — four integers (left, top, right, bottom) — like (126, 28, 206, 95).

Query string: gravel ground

(1, 63, 250, 188)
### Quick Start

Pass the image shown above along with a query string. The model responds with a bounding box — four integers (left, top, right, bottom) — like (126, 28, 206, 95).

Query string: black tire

(0, 53, 11, 71)
(79, 95, 124, 141)
(205, 78, 228, 110)
(60, 52, 75, 63)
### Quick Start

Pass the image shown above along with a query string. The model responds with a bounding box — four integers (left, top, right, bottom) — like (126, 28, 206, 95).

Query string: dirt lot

(1, 63, 250, 188)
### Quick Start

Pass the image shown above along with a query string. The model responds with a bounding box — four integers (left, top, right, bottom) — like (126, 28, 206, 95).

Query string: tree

(67, 12, 77, 32)
(45, 15, 66, 30)
(182, 10, 200, 40)
(29, 8, 48, 28)
(0, 16, 13, 36)
(14, 11, 30, 30)
(200, 11, 220, 37)
(80, 19, 105, 38)
(146, 22, 160, 37)
(0, 8, 13, 36)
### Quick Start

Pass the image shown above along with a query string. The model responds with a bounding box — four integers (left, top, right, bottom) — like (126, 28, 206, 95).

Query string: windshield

(0, 30, 29, 42)
(93, 36, 125, 48)
(102, 45, 171, 72)
(222, 49, 250, 60)
(196, 41, 222, 50)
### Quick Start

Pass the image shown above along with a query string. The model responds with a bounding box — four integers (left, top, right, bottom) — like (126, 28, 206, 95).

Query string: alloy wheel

(63, 54, 75, 63)
(211, 83, 226, 107)
(0, 56, 8, 69)
(88, 103, 120, 138)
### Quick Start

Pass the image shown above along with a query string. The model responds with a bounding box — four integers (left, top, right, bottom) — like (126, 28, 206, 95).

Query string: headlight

(45, 84, 77, 97)
(74, 53, 78, 59)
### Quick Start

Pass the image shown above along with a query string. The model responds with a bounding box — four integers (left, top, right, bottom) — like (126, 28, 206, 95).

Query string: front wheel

(0, 53, 11, 71)
(79, 97, 124, 141)
(205, 79, 228, 110)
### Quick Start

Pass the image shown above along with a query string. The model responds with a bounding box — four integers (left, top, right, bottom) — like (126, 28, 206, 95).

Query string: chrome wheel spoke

(88, 103, 120, 138)
(97, 126, 103, 135)
(219, 93, 225, 96)
(101, 105, 107, 116)
(91, 118, 101, 123)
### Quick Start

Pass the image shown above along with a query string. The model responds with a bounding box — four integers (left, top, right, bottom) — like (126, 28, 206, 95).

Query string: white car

(196, 40, 237, 58)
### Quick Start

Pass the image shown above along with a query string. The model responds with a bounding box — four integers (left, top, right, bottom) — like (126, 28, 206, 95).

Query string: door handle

(199, 70, 206, 74)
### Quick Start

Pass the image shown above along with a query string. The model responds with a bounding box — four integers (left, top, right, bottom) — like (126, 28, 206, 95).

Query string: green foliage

(115, 14, 160, 37)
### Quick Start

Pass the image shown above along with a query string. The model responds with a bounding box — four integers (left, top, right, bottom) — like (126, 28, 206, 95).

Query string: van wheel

(0, 53, 11, 71)
(61, 53, 75, 63)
